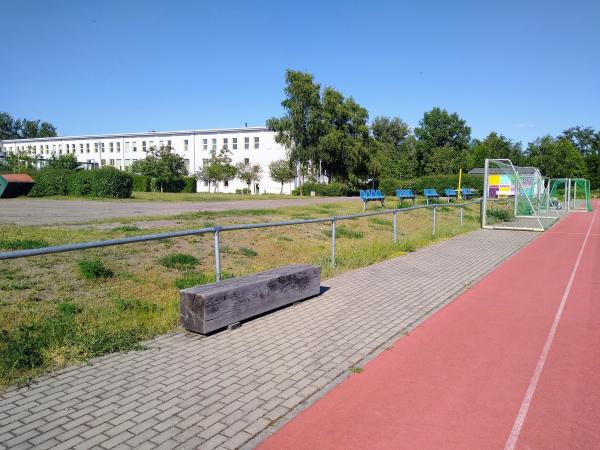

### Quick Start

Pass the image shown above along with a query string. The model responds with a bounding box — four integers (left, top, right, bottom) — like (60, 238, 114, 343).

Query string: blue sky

(2, 0, 599, 144)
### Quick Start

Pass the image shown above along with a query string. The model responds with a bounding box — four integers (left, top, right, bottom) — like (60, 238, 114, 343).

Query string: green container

(0, 173, 35, 198)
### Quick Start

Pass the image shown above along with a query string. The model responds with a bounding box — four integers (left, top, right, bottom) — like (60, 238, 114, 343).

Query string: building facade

(0, 127, 295, 194)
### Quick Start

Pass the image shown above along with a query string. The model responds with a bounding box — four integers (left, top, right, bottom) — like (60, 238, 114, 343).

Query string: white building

(0, 127, 295, 194)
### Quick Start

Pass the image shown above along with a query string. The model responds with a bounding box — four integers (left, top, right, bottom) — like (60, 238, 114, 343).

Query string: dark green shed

(0, 173, 35, 198)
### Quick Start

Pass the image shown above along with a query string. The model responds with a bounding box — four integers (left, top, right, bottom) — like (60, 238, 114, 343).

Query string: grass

(78, 259, 114, 280)
(111, 225, 140, 232)
(158, 253, 199, 269)
(0, 239, 48, 250)
(349, 366, 364, 374)
(0, 200, 480, 388)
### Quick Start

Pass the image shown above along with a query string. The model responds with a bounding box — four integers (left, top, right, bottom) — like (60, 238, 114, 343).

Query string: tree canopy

(0, 112, 57, 140)
(131, 146, 187, 192)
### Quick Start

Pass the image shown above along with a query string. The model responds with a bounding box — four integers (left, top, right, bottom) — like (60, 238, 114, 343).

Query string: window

(117, 142, 121, 152)
(133, 141, 137, 152)
(203, 139, 208, 151)
(254, 137, 260, 149)
(184, 159, 190, 171)
(80, 144, 84, 154)
(184, 139, 189, 151)
(142, 141, 146, 152)
(159, 140, 164, 148)
(224, 180, 229, 187)
(101, 159, 106, 165)
(244, 137, 250, 149)
(100, 143, 105, 153)
(110, 142, 114, 153)
(109, 159, 115, 166)
(244, 158, 249, 165)
(202, 158, 209, 166)
(232, 138, 238, 150)
(94, 143, 99, 153)
(204, 180, 209, 187)
(52, 144, 56, 153)
(211, 138, 217, 151)
(223, 138, 228, 150)
(125, 142, 130, 152)
(149, 141, 154, 148)
(167, 140, 171, 147)
(86, 143, 90, 153)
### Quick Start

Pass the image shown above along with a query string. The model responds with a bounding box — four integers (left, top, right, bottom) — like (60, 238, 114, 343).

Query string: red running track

(259, 204, 600, 450)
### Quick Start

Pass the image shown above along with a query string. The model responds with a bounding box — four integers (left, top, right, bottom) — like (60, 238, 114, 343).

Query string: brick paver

(0, 229, 537, 449)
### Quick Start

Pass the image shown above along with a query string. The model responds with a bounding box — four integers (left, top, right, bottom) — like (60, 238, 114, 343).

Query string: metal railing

(0, 199, 482, 281)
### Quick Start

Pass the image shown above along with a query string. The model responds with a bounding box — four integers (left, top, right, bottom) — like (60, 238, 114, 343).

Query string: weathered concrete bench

(180, 264, 321, 334)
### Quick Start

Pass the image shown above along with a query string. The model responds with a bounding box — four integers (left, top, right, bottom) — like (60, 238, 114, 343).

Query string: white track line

(504, 208, 598, 450)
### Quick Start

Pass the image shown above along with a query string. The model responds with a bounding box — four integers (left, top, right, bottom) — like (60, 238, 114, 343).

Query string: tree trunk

(280, 182, 284, 195)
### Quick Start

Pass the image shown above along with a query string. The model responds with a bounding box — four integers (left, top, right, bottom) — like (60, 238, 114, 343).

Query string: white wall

(0, 127, 295, 194)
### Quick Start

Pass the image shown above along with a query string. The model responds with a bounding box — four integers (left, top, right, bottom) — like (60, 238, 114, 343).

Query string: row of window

(1, 136, 261, 155)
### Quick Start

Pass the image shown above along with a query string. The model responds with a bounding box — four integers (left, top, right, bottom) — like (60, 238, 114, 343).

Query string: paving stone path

(0, 229, 537, 449)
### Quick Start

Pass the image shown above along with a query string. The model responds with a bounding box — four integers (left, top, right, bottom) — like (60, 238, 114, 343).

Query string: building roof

(468, 167, 539, 176)
(0, 173, 35, 183)
(0, 126, 269, 144)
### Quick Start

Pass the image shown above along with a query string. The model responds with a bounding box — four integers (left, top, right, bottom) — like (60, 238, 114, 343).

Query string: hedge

(292, 182, 352, 196)
(29, 168, 133, 198)
(144, 176, 197, 193)
(378, 174, 484, 196)
(132, 175, 150, 192)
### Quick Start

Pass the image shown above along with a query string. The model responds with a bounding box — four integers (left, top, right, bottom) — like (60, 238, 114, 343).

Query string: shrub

(235, 188, 251, 195)
(29, 168, 133, 198)
(159, 253, 199, 269)
(182, 177, 197, 193)
(113, 297, 157, 312)
(78, 259, 114, 280)
(323, 226, 364, 239)
(111, 225, 140, 232)
(379, 178, 401, 196)
(29, 169, 71, 196)
(132, 175, 150, 192)
(487, 207, 513, 223)
(295, 182, 351, 197)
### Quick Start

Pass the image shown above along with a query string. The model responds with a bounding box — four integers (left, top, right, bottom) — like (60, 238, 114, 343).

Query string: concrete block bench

(180, 264, 321, 334)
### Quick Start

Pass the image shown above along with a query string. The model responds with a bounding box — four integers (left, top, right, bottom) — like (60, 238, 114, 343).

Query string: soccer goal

(481, 159, 562, 231)
(548, 178, 592, 213)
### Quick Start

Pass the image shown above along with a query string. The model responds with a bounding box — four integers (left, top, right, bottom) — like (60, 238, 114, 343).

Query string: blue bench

(359, 189, 385, 210)
(444, 188, 458, 202)
(461, 187, 475, 199)
(423, 188, 440, 205)
(395, 189, 416, 207)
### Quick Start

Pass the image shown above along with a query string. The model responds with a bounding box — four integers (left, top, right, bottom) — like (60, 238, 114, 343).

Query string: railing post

(479, 198, 484, 228)
(432, 206, 437, 235)
(393, 210, 397, 243)
(460, 205, 464, 226)
(214, 228, 221, 281)
(331, 218, 336, 266)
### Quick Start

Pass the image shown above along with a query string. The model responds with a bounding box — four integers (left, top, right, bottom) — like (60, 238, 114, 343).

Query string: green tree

(0, 112, 58, 139)
(267, 70, 323, 181)
(4, 149, 37, 172)
(195, 148, 237, 193)
(370, 116, 415, 181)
(236, 161, 262, 193)
(414, 107, 471, 175)
(130, 145, 187, 192)
(317, 87, 370, 183)
(269, 159, 296, 194)
(467, 132, 524, 169)
(527, 136, 586, 178)
(47, 154, 80, 170)
(561, 126, 600, 188)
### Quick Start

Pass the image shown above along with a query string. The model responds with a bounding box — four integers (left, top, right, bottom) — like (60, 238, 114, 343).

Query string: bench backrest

(462, 187, 474, 195)
(444, 188, 457, 196)
(396, 189, 415, 198)
(423, 188, 439, 197)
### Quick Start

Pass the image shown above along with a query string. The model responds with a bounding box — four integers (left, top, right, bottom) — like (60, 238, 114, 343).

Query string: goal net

(548, 178, 592, 213)
(481, 159, 561, 231)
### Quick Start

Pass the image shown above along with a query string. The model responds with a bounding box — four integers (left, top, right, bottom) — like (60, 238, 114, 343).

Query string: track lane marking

(504, 208, 598, 450)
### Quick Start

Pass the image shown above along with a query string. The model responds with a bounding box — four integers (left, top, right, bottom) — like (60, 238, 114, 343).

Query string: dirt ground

(0, 197, 355, 225)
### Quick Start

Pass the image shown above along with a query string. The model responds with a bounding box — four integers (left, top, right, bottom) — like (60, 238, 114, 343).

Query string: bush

(235, 188, 251, 195)
(487, 207, 513, 223)
(294, 182, 351, 197)
(29, 169, 71, 196)
(0, 239, 48, 250)
(78, 259, 114, 280)
(182, 177, 197, 193)
(29, 168, 133, 198)
(378, 174, 484, 196)
(159, 253, 199, 269)
(132, 175, 150, 192)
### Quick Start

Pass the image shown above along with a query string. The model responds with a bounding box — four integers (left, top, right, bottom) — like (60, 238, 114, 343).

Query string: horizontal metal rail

(0, 199, 482, 274)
